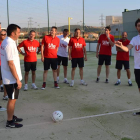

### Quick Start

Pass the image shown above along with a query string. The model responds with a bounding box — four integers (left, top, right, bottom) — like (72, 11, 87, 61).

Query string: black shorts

(98, 55, 111, 65)
(134, 69, 140, 88)
(44, 58, 58, 70)
(116, 60, 129, 70)
(57, 55, 68, 66)
(24, 62, 37, 72)
(4, 83, 19, 99)
(0, 66, 2, 80)
(71, 58, 84, 68)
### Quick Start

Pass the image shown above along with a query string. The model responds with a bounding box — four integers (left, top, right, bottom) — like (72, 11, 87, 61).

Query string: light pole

(68, 17, 73, 37)
(47, 0, 49, 34)
(83, 0, 85, 38)
(7, 0, 9, 25)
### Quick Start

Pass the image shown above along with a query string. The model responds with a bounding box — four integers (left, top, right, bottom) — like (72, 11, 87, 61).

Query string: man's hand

(17, 80, 22, 89)
(105, 32, 110, 39)
(69, 56, 72, 60)
(41, 57, 44, 62)
(115, 41, 123, 48)
(96, 53, 99, 58)
(84, 56, 87, 61)
(21, 52, 26, 56)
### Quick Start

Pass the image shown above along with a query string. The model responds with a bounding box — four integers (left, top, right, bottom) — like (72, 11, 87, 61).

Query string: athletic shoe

(80, 81, 87, 86)
(96, 78, 100, 83)
(70, 82, 74, 87)
(3, 95, 8, 100)
(132, 112, 140, 116)
(0, 86, 4, 92)
(0, 106, 6, 111)
(31, 84, 38, 90)
(114, 81, 121, 85)
(105, 79, 109, 83)
(24, 84, 28, 91)
(41, 83, 46, 90)
(6, 121, 23, 128)
(63, 79, 69, 84)
(128, 81, 132, 86)
(13, 115, 23, 122)
(54, 83, 60, 89)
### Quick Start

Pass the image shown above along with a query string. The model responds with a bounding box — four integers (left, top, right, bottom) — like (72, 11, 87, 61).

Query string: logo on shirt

(28, 46, 36, 52)
(48, 43, 56, 49)
(74, 43, 82, 48)
(102, 41, 109, 46)
(135, 45, 140, 52)
(60, 43, 67, 48)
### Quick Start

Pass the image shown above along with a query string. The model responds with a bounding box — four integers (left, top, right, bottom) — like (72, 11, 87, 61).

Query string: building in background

(106, 16, 122, 26)
(123, 9, 140, 40)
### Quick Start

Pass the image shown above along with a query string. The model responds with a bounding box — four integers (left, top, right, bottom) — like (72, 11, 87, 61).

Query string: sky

(0, 0, 140, 28)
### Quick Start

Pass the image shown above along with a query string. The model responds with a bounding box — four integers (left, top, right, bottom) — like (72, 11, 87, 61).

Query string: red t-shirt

(0, 41, 2, 66)
(42, 35, 60, 58)
(116, 39, 130, 61)
(18, 39, 40, 62)
(98, 34, 114, 56)
(68, 37, 86, 58)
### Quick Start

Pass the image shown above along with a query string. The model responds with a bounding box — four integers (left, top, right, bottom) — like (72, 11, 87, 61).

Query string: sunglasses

(1, 34, 6, 36)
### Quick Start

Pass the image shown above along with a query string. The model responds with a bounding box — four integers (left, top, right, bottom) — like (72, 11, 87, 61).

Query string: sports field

(0, 52, 140, 140)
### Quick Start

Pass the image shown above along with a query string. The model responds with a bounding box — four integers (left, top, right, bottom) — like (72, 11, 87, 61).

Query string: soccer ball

(52, 111, 63, 122)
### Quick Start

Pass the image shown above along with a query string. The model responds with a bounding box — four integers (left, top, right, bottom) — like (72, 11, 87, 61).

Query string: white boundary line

(0, 108, 140, 131)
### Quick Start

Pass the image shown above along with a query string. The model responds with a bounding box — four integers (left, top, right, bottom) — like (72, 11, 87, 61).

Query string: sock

(25, 84, 28, 86)
(32, 83, 35, 85)
(64, 78, 67, 81)
(7, 120, 14, 123)
(97, 76, 100, 78)
(118, 79, 121, 82)
(54, 81, 57, 84)
(72, 80, 74, 84)
(128, 79, 131, 83)
(57, 77, 59, 80)
(0, 84, 3, 87)
(43, 82, 46, 85)
(81, 79, 84, 83)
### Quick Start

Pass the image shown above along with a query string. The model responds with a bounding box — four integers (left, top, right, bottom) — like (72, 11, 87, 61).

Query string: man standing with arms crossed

(57, 29, 70, 84)
(96, 26, 114, 83)
(1, 24, 23, 128)
(68, 28, 87, 87)
(17, 30, 40, 91)
(115, 32, 132, 86)
(115, 18, 140, 116)
(41, 26, 60, 89)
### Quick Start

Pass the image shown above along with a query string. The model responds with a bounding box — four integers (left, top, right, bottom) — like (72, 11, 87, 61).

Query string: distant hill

(21, 25, 102, 33)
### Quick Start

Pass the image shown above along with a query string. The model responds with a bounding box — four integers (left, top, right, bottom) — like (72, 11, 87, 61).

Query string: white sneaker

(3, 95, 8, 100)
(24, 84, 28, 91)
(0, 106, 6, 111)
(80, 81, 87, 86)
(63, 79, 69, 84)
(70, 82, 74, 87)
(31, 84, 38, 90)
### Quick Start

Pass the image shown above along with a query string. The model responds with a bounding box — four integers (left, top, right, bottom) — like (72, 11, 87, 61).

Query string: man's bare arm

(96, 43, 100, 58)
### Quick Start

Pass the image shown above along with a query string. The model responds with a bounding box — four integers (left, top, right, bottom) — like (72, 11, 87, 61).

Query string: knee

(25, 72, 29, 76)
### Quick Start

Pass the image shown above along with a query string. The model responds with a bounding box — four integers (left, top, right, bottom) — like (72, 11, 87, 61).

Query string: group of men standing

(1, 18, 140, 128)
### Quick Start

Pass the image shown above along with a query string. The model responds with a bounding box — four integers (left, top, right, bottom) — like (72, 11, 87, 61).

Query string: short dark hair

(7, 24, 21, 36)
(135, 18, 140, 27)
(0, 29, 7, 34)
(51, 26, 57, 30)
(105, 26, 111, 31)
(75, 28, 81, 32)
(29, 30, 36, 34)
(63, 29, 69, 32)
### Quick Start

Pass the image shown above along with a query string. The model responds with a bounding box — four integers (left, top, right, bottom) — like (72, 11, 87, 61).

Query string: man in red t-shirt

(68, 28, 87, 87)
(41, 26, 60, 89)
(17, 30, 40, 91)
(115, 32, 132, 86)
(96, 26, 114, 83)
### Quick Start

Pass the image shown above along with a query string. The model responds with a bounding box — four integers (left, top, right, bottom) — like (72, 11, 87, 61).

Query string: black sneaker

(133, 112, 140, 116)
(128, 81, 132, 86)
(114, 81, 121, 85)
(96, 78, 100, 83)
(6, 121, 23, 128)
(13, 115, 23, 122)
(0, 86, 4, 92)
(105, 79, 109, 83)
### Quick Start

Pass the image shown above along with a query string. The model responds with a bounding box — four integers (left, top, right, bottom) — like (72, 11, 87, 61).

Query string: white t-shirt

(1, 37, 22, 84)
(130, 35, 140, 69)
(57, 35, 70, 57)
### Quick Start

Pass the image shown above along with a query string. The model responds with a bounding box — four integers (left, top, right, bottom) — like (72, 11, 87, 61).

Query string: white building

(106, 16, 122, 26)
